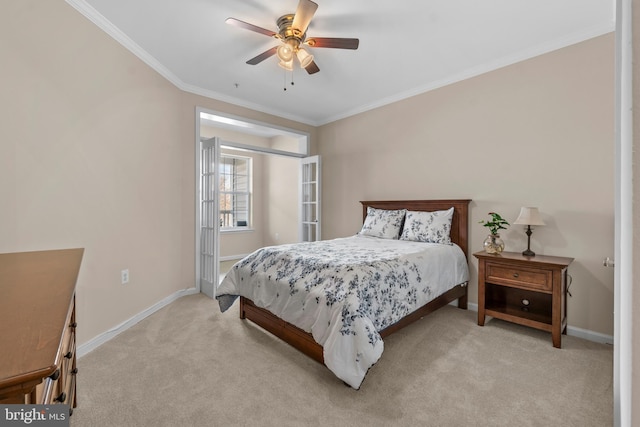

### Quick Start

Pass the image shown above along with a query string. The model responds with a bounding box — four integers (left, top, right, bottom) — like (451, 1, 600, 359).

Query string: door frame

(613, 0, 633, 425)
(195, 107, 312, 295)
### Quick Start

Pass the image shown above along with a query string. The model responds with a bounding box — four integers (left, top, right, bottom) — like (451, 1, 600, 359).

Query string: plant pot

(483, 234, 505, 254)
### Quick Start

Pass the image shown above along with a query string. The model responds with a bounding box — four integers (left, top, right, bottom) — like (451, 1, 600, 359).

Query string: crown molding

(318, 21, 615, 126)
(66, 1, 613, 128)
(65, 0, 318, 126)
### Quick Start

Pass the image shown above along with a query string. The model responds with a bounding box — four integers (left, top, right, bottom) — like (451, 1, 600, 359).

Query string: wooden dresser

(0, 248, 83, 411)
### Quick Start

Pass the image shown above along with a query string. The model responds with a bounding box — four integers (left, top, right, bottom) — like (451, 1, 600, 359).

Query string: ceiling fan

(226, 0, 359, 75)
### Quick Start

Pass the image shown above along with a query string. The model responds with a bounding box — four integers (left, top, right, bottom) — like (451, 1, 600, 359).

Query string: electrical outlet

(121, 269, 129, 284)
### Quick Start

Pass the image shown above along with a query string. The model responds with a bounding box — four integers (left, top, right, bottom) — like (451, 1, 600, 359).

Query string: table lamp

(513, 207, 545, 256)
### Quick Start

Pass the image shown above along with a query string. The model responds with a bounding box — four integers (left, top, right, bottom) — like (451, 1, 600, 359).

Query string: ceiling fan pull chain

(283, 69, 295, 91)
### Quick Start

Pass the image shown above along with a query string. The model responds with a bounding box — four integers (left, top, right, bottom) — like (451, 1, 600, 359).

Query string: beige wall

(318, 34, 616, 336)
(264, 137, 301, 246)
(0, 1, 315, 345)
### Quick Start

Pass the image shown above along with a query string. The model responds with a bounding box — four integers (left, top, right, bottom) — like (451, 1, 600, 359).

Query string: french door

(300, 155, 321, 242)
(199, 137, 220, 298)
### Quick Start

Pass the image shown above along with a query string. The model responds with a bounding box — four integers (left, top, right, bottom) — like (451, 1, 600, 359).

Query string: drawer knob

(49, 369, 60, 381)
(71, 368, 79, 375)
(64, 351, 73, 359)
(70, 322, 77, 328)
(55, 392, 66, 403)
(513, 273, 519, 278)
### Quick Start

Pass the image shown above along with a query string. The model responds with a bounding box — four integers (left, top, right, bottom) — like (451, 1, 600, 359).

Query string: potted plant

(479, 212, 509, 254)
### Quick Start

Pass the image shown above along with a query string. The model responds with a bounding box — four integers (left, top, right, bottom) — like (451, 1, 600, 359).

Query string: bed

(216, 199, 471, 388)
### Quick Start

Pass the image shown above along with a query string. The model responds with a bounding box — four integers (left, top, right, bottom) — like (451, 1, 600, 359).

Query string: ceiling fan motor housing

(277, 14, 306, 48)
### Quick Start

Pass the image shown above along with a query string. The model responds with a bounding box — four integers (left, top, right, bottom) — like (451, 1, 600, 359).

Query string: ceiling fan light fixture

(278, 59, 293, 71)
(296, 48, 314, 69)
(276, 43, 294, 62)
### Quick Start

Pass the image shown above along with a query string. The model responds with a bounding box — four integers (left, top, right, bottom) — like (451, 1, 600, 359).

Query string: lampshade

(278, 59, 293, 71)
(276, 43, 294, 62)
(296, 48, 314, 69)
(513, 207, 545, 226)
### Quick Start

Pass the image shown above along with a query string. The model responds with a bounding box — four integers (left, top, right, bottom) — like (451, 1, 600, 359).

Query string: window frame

(219, 154, 252, 232)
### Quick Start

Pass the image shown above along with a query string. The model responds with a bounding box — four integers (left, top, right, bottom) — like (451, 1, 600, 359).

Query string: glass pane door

(200, 137, 219, 298)
(300, 155, 321, 242)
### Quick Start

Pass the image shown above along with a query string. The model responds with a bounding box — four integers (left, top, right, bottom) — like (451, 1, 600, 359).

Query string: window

(219, 155, 251, 229)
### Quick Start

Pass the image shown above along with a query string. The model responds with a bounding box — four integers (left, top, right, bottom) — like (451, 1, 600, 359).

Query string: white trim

(180, 82, 317, 127)
(78, 290, 613, 359)
(65, 0, 180, 89)
(201, 111, 311, 146)
(219, 254, 248, 262)
(320, 23, 615, 125)
(220, 228, 255, 234)
(221, 141, 306, 159)
(452, 302, 614, 345)
(194, 110, 202, 293)
(567, 325, 614, 346)
(64, 0, 317, 126)
(614, 0, 633, 425)
(76, 287, 198, 358)
(65, 0, 614, 127)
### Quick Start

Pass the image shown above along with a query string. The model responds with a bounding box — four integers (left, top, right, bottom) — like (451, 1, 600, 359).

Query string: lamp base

(522, 225, 536, 257)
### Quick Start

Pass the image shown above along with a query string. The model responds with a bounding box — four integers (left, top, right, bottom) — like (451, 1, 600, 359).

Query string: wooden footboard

(240, 296, 325, 363)
(239, 283, 468, 365)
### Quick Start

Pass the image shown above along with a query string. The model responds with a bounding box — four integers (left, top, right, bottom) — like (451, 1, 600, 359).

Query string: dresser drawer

(60, 318, 74, 363)
(485, 263, 552, 292)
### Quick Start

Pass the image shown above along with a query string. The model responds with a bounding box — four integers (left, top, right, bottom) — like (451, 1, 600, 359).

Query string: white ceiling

(68, 0, 614, 126)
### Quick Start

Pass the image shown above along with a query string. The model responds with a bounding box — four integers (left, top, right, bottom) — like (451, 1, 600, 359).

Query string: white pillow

(359, 207, 406, 239)
(400, 207, 454, 245)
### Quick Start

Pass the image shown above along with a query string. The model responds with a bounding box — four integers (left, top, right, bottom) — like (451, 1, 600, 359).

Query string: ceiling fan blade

(225, 18, 276, 37)
(246, 47, 278, 65)
(305, 37, 359, 50)
(291, 0, 318, 35)
(304, 60, 320, 75)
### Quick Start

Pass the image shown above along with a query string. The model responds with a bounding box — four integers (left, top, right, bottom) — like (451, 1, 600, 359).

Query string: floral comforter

(216, 235, 469, 389)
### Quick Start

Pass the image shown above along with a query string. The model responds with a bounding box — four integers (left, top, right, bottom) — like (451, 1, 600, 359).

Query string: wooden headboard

(360, 199, 471, 258)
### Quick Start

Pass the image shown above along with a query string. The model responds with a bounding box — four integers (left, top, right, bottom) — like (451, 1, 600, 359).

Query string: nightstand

(474, 251, 574, 348)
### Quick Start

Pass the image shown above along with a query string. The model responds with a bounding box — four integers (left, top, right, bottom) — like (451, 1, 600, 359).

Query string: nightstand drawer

(485, 263, 552, 292)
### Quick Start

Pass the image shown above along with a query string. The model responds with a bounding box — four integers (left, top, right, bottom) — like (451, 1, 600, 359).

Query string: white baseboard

(77, 287, 199, 358)
(80, 289, 612, 358)
(220, 254, 247, 262)
(565, 325, 614, 345)
(451, 301, 613, 345)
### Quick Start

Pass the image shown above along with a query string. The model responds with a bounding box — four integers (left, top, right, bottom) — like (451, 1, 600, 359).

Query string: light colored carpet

(71, 293, 612, 427)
